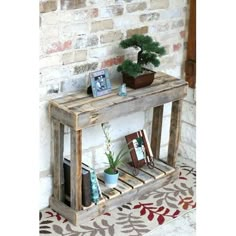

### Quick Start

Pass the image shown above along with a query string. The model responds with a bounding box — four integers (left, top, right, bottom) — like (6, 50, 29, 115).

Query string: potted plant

(117, 34, 166, 89)
(101, 123, 130, 188)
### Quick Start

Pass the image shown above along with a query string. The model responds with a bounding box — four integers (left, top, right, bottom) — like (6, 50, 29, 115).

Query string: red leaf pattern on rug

(134, 202, 181, 225)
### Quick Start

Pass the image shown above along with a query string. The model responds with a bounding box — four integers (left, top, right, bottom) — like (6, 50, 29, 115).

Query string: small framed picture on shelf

(90, 69, 112, 97)
(125, 129, 154, 169)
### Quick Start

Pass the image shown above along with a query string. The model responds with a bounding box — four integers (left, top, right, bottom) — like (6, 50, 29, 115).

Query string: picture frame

(125, 129, 154, 169)
(90, 69, 112, 97)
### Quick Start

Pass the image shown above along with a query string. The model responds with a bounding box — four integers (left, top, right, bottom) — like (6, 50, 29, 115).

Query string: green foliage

(102, 123, 130, 175)
(117, 34, 166, 78)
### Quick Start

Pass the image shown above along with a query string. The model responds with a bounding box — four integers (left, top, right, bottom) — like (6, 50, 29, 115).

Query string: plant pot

(104, 171, 119, 188)
(122, 69, 155, 89)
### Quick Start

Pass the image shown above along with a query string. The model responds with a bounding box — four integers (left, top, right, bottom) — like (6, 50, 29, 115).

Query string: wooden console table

(48, 71, 188, 225)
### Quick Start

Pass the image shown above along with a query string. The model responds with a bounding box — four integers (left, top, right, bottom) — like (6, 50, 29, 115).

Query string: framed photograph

(125, 129, 154, 169)
(90, 69, 112, 97)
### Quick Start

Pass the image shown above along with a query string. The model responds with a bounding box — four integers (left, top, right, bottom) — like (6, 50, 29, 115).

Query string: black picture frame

(125, 129, 154, 169)
(90, 69, 112, 97)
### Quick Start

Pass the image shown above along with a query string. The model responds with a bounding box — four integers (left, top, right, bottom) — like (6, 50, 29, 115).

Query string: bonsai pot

(122, 69, 155, 89)
(104, 170, 119, 188)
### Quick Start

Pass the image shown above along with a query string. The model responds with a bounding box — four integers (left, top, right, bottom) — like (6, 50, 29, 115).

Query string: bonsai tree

(117, 34, 166, 78)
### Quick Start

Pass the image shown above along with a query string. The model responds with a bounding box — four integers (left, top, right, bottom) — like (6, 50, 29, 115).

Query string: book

(63, 159, 92, 207)
(82, 163, 102, 204)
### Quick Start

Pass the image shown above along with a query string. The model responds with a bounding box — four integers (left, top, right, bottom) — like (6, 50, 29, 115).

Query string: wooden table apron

(48, 72, 188, 221)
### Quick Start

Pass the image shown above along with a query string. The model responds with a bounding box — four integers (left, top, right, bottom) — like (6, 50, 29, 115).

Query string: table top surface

(49, 72, 188, 129)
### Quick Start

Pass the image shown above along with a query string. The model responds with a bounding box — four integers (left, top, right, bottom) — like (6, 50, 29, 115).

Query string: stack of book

(63, 159, 102, 207)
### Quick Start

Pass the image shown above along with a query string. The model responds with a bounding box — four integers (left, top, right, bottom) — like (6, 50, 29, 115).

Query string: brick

(40, 54, 61, 68)
(150, 0, 169, 9)
(171, 19, 184, 29)
(101, 56, 124, 68)
(91, 19, 113, 32)
(75, 35, 99, 49)
(40, 12, 58, 25)
(89, 45, 119, 58)
(126, 2, 147, 13)
(127, 26, 148, 38)
(156, 22, 170, 32)
(46, 40, 72, 54)
(180, 30, 185, 38)
(73, 8, 98, 22)
(60, 77, 87, 93)
(140, 12, 160, 22)
(40, 0, 57, 13)
(100, 31, 123, 44)
(74, 62, 98, 74)
(173, 43, 182, 51)
(61, 0, 86, 10)
(62, 50, 87, 65)
(100, 5, 124, 18)
(62, 23, 88, 37)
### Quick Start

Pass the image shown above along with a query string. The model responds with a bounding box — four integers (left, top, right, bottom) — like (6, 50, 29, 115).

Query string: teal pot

(104, 171, 119, 188)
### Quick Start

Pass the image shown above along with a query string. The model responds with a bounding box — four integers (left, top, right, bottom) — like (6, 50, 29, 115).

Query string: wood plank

(167, 100, 183, 167)
(98, 180, 121, 199)
(151, 105, 164, 159)
(75, 85, 187, 129)
(118, 164, 155, 184)
(97, 173, 132, 194)
(139, 165, 165, 179)
(50, 196, 78, 225)
(118, 169, 143, 188)
(70, 129, 82, 211)
(154, 160, 175, 175)
(51, 119, 65, 202)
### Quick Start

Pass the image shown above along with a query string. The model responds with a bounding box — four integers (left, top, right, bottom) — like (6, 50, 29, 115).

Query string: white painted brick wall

(39, 0, 190, 209)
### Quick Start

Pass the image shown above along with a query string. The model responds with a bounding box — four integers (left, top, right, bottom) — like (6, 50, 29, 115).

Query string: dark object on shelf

(122, 69, 155, 89)
(63, 159, 92, 207)
(87, 85, 92, 95)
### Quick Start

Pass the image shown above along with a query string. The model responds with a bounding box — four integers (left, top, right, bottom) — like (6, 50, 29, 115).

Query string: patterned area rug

(39, 158, 196, 236)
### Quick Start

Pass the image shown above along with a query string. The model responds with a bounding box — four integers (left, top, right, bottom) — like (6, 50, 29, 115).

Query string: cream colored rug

(39, 158, 196, 235)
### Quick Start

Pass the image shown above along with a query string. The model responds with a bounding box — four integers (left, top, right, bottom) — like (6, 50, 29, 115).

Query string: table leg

(151, 105, 164, 160)
(52, 119, 65, 202)
(167, 100, 183, 167)
(70, 129, 82, 211)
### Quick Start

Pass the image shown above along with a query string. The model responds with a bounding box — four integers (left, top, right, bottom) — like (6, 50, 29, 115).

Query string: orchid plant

(101, 123, 130, 175)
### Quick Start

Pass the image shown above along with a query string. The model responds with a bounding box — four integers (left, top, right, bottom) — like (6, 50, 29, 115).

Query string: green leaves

(117, 34, 166, 77)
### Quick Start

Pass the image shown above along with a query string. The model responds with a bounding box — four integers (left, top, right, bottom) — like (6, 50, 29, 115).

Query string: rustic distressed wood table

(48, 72, 188, 225)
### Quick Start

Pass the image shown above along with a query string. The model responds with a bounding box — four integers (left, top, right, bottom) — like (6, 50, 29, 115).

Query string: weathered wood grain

(48, 75, 188, 130)
(168, 100, 183, 167)
(154, 159, 175, 174)
(139, 165, 165, 179)
(118, 164, 155, 184)
(118, 169, 143, 188)
(51, 119, 65, 202)
(98, 181, 121, 199)
(151, 105, 164, 159)
(70, 129, 82, 211)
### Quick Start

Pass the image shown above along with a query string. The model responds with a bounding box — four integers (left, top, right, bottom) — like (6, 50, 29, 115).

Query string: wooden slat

(118, 164, 155, 184)
(97, 173, 132, 194)
(154, 160, 175, 175)
(118, 169, 143, 188)
(52, 119, 65, 202)
(70, 129, 82, 211)
(151, 105, 164, 159)
(139, 165, 165, 179)
(167, 100, 183, 167)
(98, 180, 121, 199)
